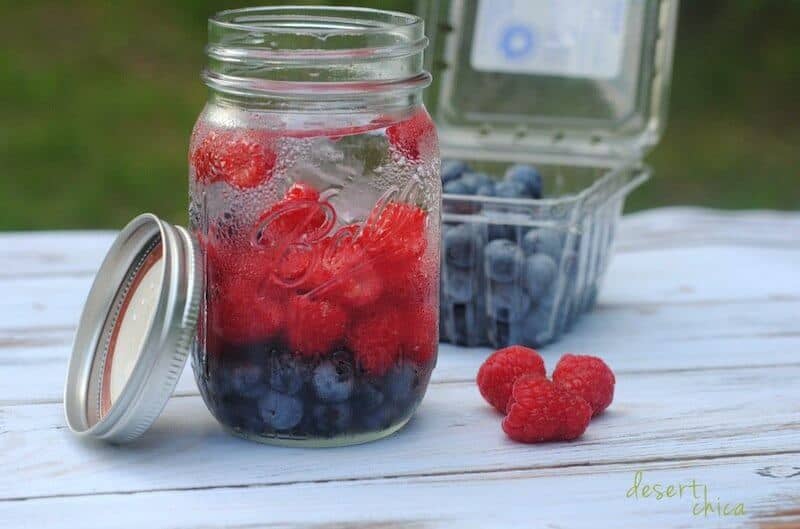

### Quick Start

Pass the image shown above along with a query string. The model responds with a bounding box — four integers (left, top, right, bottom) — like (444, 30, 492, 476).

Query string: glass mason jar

(188, 7, 440, 446)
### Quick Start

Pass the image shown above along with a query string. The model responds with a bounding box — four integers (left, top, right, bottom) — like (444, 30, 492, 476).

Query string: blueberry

(449, 302, 488, 346)
(443, 178, 474, 195)
(505, 164, 543, 198)
(360, 403, 396, 431)
(484, 239, 525, 282)
(258, 391, 304, 430)
(494, 181, 530, 199)
(488, 318, 511, 348)
(443, 223, 483, 269)
(313, 403, 352, 436)
(268, 353, 306, 395)
(488, 282, 531, 322)
(476, 182, 496, 196)
(385, 363, 421, 404)
(515, 301, 555, 346)
(441, 160, 470, 183)
(353, 380, 385, 412)
(443, 266, 474, 302)
(524, 254, 558, 296)
(312, 356, 355, 403)
(226, 364, 265, 398)
(521, 229, 564, 260)
(461, 172, 492, 192)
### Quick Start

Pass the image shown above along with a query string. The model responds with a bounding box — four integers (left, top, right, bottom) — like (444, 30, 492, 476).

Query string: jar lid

(64, 214, 202, 443)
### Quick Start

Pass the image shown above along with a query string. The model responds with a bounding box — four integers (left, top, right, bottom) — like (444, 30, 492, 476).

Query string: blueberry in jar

(313, 403, 353, 436)
(268, 352, 306, 396)
(258, 391, 304, 431)
(312, 356, 355, 403)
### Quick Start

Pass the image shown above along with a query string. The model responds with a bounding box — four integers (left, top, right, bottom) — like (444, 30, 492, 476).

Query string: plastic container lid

(419, 0, 679, 165)
(64, 214, 201, 443)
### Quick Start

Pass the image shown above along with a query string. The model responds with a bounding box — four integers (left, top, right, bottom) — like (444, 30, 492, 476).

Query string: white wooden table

(1, 208, 798, 528)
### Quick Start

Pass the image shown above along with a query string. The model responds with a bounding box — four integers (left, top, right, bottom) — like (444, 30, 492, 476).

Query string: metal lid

(420, 0, 679, 164)
(64, 214, 201, 443)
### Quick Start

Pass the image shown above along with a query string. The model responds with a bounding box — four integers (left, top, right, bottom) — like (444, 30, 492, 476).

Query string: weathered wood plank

(0, 242, 797, 332)
(1, 453, 797, 529)
(0, 209, 797, 280)
(1, 365, 798, 501)
(1, 298, 799, 405)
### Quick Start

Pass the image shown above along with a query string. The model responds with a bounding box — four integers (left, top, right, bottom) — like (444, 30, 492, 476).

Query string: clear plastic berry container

(421, 0, 677, 348)
(188, 7, 440, 446)
(439, 160, 649, 348)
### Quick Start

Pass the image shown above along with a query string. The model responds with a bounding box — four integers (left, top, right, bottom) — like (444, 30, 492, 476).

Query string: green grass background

(1, 1, 798, 230)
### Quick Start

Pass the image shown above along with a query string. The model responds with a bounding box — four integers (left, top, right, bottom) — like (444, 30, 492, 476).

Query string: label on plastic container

(470, 0, 629, 80)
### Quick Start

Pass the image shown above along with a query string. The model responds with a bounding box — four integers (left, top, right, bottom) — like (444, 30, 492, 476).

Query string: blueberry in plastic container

(485, 239, 525, 283)
(449, 302, 487, 346)
(268, 352, 306, 396)
(444, 223, 483, 269)
(258, 390, 304, 431)
(441, 160, 470, 184)
(521, 228, 565, 260)
(488, 282, 531, 322)
(312, 403, 352, 436)
(312, 355, 355, 403)
(494, 180, 531, 199)
(443, 265, 475, 303)
(524, 253, 558, 296)
(443, 178, 474, 195)
(504, 164, 543, 199)
(476, 181, 496, 196)
(461, 171, 492, 193)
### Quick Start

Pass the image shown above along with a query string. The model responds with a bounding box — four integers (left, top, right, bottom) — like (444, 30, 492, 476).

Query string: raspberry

(552, 354, 616, 416)
(254, 184, 335, 253)
(315, 225, 383, 308)
(191, 129, 277, 189)
(286, 295, 348, 357)
(209, 276, 284, 345)
(401, 304, 437, 365)
(476, 345, 546, 413)
(386, 110, 436, 161)
(285, 181, 320, 201)
(348, 307, 403, 376)
(502, 375, 592, 443)
(360, 202, 428, 263)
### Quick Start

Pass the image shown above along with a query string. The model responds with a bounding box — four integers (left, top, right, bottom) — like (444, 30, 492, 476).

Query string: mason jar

(188, 7, 440, 446)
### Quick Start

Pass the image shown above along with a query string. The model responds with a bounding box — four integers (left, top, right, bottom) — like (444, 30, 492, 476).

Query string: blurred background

(1, 0, 798, 230)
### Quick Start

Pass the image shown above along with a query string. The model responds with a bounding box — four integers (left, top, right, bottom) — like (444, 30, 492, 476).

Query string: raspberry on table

(476, 345, 546, 413)
(552, 354, 616, 416)
(502, 375, 592, 443)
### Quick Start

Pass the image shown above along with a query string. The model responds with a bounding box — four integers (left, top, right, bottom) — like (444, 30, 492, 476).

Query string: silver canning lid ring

(64, 213, 201, 443)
